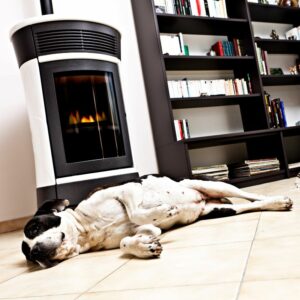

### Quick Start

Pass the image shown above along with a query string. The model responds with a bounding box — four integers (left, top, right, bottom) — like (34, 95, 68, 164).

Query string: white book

(190, 0, 200, 16)
(187, 80, 197, 97)
(181, 80, 189, 97)
(203, 80, 210, 96)
(199, 0, 207, 17)
(154, 0, 167, 13)
(173, 81, 181, 98)
(229, 79, 234, 95)
(165, 0, 175, 14)
(297, 26, 300, 40)
(214, 0, 222, 18)
(178, 32, 185, 55)
(182, 119, 189, 138)
(224, 80, 229, 95)
(242, 79, 249, 94)
(207, 0, 216, 17)
(218, 79, 226, 95)
(160, 34, 182, 55)
(174, 120, 181, 141)
(167, 81, 174, 98)
(221, 0, 228, 18)
(178, 81, 183, 97)
(196, 80, 202, 96)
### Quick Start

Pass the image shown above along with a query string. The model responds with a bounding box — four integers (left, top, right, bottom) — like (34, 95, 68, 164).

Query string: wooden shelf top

(262, 75, 300, 86)
(249, 3, 300, 24)
(164, 55, 255, 70)
(183, 128, 283, 149)
(157, 13, 249, 36)
(171, 94, 262, 109)
(255, 38, 300, 54)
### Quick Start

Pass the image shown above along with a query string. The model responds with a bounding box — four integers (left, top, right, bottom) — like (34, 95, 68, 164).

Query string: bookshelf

(249, 2, 300, 177)
(131, 0, 300, 186)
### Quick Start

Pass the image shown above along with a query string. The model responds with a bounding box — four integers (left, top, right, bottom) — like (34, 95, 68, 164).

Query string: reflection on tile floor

(0, 177, 299, 299)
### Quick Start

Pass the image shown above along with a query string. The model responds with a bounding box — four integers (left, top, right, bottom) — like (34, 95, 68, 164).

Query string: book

(212, 41, 224, 56)
(160, 34, 182, 55)
(192, 164, 229, 180)
(174, 119, 191, 140)
(228, 158, 280, 178)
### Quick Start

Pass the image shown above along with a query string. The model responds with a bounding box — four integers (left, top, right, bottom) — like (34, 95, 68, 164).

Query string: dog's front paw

(121, 235, 163, 258)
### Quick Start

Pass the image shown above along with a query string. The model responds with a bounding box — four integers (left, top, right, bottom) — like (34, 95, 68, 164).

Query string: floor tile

(0, 295, 79, 300)
(0, 251, 129, 298)
(244, 235, 300, 281)
(91, 241, 251, 292)
(238, 279, 300, 300)
(256, 210, 300, 240)
(79, 282, 239, 300)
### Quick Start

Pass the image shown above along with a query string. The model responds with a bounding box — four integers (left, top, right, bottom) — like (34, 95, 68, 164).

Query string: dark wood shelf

(227, 170, 286, 187)
(262, 75, 300, 86)
(157, 14, 249, 36)
(183, 128, 282, 149)
(288, 166, 300, 176)
(249, 3, 300, 24)
(164, 55, 255, 70)
(255, 38, 300, 54)
(171, 94, 261, 109)
(281, 125, 300, 136)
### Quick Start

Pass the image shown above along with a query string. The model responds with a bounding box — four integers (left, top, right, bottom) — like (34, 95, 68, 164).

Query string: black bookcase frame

(131, 0, 300, 186)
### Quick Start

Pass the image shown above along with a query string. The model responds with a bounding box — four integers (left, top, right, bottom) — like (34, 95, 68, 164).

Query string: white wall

(0, 0, 158, 222)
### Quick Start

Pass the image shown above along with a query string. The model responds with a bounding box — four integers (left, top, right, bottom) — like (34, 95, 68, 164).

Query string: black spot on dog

(24, 215, 61, 239)
(204, 208, 236, 219)
(21, 241, 32, 262)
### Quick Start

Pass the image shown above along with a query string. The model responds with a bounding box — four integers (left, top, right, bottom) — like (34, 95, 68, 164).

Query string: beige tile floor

(0, 177, 299, 299)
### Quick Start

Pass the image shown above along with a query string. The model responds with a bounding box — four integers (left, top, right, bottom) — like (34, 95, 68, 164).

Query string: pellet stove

(10, 0, 137, 206)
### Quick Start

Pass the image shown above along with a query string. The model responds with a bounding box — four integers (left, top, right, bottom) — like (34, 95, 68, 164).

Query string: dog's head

(22, 199, 79, 268)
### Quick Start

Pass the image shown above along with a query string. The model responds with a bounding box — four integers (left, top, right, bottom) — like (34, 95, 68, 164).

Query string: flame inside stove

(69, 111, 107, 125)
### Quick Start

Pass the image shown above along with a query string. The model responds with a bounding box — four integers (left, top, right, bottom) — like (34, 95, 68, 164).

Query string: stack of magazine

(228, 158, 280, 178)
(192, 164, 229, 180)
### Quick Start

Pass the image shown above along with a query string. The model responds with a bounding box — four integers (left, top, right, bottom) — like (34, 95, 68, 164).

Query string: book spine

(190, 0, 199, 15)
(246, 73, 253, 94)
(221, 0, 228, 18)
(279, 100, 287, 127)
(271, 99, 280, 127)
(185, 0, 192, 15)
(199, 0, 207, 16)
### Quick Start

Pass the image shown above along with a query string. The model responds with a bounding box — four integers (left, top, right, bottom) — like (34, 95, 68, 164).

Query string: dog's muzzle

(30, 232, 65, 268)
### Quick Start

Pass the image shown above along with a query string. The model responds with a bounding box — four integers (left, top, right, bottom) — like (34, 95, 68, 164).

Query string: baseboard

(0, 216, 31, 234)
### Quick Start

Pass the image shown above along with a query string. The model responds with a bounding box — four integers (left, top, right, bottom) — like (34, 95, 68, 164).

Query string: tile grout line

(74, 258, 133, 300)
(235, 211, 262, 300)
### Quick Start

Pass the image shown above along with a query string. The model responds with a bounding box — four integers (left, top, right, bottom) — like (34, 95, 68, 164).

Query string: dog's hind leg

(179, 179, 291, 203)
(120, 224, 163, 258)
(202, 196, 293, 219)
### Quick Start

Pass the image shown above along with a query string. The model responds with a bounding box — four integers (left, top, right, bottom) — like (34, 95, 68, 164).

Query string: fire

(81, 115, 95, 123)
(69, 111, 107, 125)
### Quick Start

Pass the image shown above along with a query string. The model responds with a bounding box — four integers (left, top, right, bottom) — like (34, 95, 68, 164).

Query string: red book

(195, 0, 201, 15)
(212, 41, 224, 56)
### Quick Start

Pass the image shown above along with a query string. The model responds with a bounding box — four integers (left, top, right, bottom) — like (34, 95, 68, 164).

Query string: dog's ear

(22, 241, 33, 262)
(34, 199, 70, 216)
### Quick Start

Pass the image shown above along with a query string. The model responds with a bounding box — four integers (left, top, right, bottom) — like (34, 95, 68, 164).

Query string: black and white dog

(22, 175, 293, 268)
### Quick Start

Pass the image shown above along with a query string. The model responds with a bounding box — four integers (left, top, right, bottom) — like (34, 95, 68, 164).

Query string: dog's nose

(61, 232, 65, 240)
(30, 243, 43, 259)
